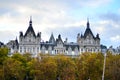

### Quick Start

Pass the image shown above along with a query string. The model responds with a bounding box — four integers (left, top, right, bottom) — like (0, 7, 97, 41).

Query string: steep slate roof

(7, 38, 19, 49)
(0, 41, 4, 47)
(64, 43, 79, 51)
(24, 18, 36, 37)
(37, 32, 41, 37)
(83, 20, 95, 38)
(20, 31, 23, 37)
(15, 38, 19, 49)
(41, 34, 79, 51)
(56, 34, 63, 44)
(49, 33, 56, 43)
(40, 42, 56, 50)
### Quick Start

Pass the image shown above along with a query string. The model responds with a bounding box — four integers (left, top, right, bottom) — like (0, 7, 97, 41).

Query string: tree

(0, 47, 9, 79)
(31, 56, 57, 80)
(4, 58, 25, 80)
(77, 52, 103, 80)
(105, 52, 120, 80)
(56, 55, 76, 80)
(0, 47, 8, 65)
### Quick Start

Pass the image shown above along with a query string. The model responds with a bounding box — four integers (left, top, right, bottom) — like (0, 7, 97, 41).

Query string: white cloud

(0, 0, 119, 48)
(110, 35, 120, 42)
(0, 31, 17, 44)
(76, 0, 111, 7)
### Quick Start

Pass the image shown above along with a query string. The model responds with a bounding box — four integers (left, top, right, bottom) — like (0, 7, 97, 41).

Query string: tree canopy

(0, 47, 120, 80)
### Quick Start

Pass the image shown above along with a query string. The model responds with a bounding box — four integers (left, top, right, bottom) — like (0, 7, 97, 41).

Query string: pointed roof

(49, 33, 55, 43)
(15, 37, 19, 48)
(37, 32, 41, 37)
(24, 17, 36, 37)
(84, 19, 94, 38)
(56, 34, 63, 44)
(96, 33, 100, 40)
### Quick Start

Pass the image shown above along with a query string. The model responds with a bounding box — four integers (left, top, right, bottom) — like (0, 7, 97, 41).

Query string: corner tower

(77, 19, 101, 53)
(19, 17, 41, 56)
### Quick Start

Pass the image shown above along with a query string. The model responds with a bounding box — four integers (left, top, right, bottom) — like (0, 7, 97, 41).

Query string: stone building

(7, 18, 101, 56)
(40, 34, 79, 55)
(77, 20, 101, 53)
(6, 38, 19, 54)
(19, 18, 41, 56)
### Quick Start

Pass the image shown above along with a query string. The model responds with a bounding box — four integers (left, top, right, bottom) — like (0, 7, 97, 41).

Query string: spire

(24, 17, 36, 37)
(29, 16, 32, 26)
(84, 18, 95, 38)
(49, 33, 55, 43)
(87, 18, 90, 29)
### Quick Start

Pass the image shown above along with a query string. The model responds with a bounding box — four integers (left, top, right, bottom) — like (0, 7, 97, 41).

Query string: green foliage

(4, 58, 25, 80)
(0, 47, 8, 65)
(56, 55, 76, 80)
(0, 50, 120, 80)
(105, 53, 120, 80)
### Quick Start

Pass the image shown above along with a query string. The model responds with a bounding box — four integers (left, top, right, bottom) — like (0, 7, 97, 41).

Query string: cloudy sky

(0, 0, 120, 48)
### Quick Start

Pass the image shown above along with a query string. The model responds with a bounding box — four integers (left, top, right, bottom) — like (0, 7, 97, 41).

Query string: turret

(96, 33, 100, 40)
(64, 38, 68, 43)
(20, 31, 23, 37)
(37, 32, 41, 37)
(77, 33, 80, 42)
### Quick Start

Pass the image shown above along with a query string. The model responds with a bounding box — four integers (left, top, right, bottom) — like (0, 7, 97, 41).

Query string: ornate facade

(77, 20, 101, 53)
(7, 18, 101, 56)
(19, 18, 41, 56)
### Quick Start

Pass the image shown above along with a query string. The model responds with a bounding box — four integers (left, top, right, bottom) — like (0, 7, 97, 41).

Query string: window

(20, 50, 22, 53)
(37, 47, 39, 52)
(24, 47, 26, 52)
(33, 47, 35, 52)
(81, 48, 83, 52)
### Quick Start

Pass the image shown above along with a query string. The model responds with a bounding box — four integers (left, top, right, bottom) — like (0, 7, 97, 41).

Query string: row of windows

(80, 48, 100, 52)
(79, 40, 100, 44)
(20, 47, 39, 53)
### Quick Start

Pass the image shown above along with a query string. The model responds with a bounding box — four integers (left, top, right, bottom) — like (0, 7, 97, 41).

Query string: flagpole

(102, 53, 106, 80)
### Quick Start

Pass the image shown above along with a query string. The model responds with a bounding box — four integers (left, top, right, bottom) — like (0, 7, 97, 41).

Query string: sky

(0, 0, 120, 48)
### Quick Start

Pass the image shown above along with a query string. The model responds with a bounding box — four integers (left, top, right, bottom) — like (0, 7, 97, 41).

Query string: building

(19, 18, 41, 56)
(77, 20, 101, 53)
(7, 18, 101, 56)
(41, 34, 79, 55)
(6, 38, 19, 54)
(108, 46, 120, 54)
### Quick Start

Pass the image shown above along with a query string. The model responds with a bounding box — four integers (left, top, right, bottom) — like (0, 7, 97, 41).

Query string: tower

(77, 19, 101, 53)
(19, 17, 41, 56)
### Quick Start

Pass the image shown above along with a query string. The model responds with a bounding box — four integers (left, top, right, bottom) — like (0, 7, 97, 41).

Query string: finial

(87, 17, 90, 28)
(29, 16, 32, 26)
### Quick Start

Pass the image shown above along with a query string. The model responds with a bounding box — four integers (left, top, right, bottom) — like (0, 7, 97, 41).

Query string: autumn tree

(77, 52, 103, 80)
(105, 52, 120, 80)
(0, 47, 8, 79)
(0, 47, 8, 65)
(4, 57, 25, 80)
(31, 55, 57, 80)
(56, 55, 76, 80)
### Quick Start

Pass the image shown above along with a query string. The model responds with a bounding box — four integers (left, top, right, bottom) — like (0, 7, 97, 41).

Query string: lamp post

(102, 53, 107, 80)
